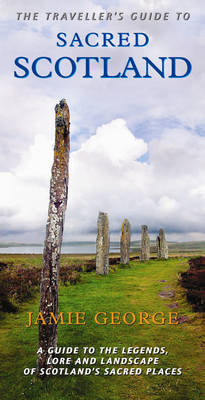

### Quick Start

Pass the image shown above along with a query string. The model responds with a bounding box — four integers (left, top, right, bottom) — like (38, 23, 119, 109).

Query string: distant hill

(131, 241, 205, 254)
(0, 240, 205, 254)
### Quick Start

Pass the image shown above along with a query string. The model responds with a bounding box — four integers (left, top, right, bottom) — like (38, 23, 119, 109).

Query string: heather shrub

(0, 262, 83, 313)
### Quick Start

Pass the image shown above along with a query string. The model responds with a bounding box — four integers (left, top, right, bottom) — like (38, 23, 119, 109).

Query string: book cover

(0, 1, 204, 399)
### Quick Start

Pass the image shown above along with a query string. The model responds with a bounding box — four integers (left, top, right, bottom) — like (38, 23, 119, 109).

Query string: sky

(0, 0, 205, 243)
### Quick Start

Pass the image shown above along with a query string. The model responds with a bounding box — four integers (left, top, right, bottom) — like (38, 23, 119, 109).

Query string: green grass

(0, 256, 204, 400)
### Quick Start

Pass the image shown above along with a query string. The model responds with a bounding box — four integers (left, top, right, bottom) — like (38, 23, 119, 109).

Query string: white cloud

(1, 0, 205, 136)
(1, 118, 205, 242)
(0, 1, 205, 242)
(79, 119, 147, 165)
(68, 122, 205, 240)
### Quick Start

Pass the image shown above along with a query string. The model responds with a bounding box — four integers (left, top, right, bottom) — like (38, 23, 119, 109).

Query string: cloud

(0, 78, 54, 171)
(68, 122, 205, 240)
(1, 118, 205, 242)
(78, 119, 147, 165)
(1, 0, 205, 141)
(0, 1, 205, 242)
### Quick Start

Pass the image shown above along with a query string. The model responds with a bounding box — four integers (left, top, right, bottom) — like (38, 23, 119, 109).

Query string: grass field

(0, 255, 204, 400)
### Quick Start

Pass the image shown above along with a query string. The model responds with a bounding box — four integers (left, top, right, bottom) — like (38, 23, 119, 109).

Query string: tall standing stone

(120, 219, 131, 264)
(37, 99, 70, 375)
(156, 229, 168, 259)
(96, 212, 110, 275)
(140, 225, 150, 261)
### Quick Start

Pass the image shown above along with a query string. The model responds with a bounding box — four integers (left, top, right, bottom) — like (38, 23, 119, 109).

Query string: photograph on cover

(0, 1, 204, 399)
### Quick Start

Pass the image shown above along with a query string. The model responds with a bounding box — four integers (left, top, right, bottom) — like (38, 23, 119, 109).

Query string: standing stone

(96, 212, 110, 275)
(120, 219, 131, 264)
(156, 229, 168, 259)
(37, 99, 70, 375)
(140, 225, 150, 261)
(156, 236, 160, 257)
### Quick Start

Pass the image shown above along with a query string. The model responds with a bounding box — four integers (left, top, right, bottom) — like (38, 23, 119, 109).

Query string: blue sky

(0, 0, 205, 242)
